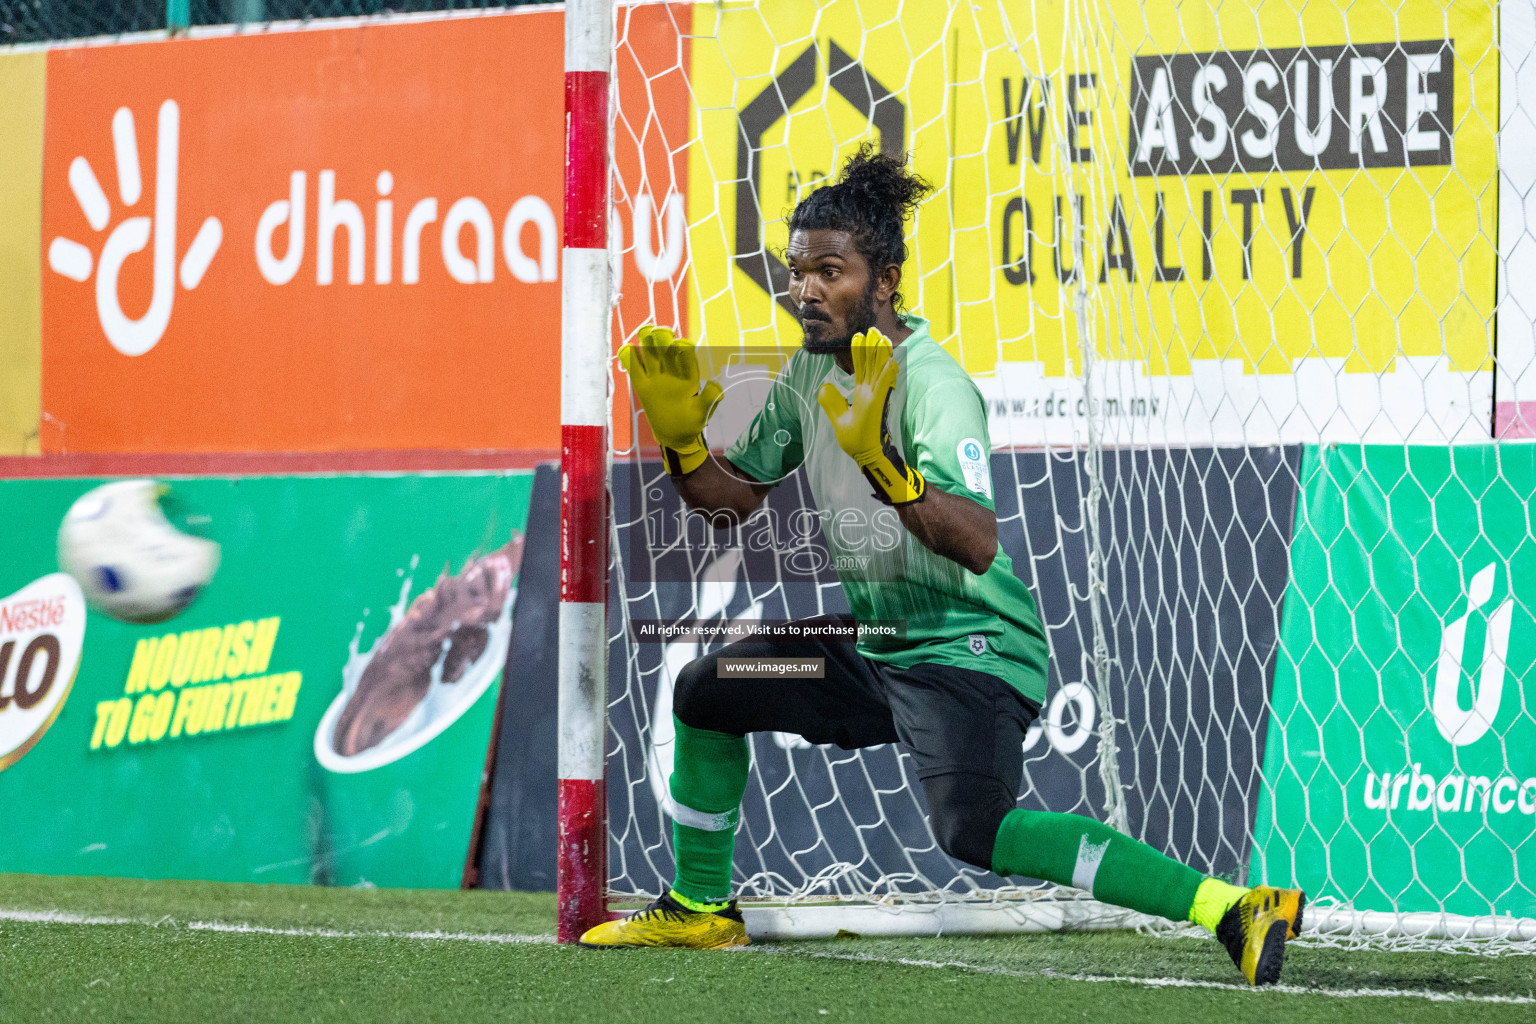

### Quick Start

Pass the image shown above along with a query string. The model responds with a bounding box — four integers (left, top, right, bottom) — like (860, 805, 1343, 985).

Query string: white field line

(745, 945, 1536, 1005)
(5, 907, 1532, 1004)
(1, 909, 135, 926)
(185, 920, 554, 944)
(0, 907, 551, 945)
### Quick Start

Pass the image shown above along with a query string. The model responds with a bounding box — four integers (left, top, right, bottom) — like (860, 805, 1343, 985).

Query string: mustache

(798, 307, 831, 323)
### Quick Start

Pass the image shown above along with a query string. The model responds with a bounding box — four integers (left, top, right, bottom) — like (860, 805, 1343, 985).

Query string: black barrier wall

(479, 448, 1300, 894)
(477, 463, 562, 891)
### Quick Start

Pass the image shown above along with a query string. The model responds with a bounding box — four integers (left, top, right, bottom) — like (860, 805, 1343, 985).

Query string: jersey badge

(956, 438, 992, 498)
(968, 633, 987, 656)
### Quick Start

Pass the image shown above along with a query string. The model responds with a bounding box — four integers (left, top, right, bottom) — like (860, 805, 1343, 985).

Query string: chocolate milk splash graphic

(328, 536, 523, 763)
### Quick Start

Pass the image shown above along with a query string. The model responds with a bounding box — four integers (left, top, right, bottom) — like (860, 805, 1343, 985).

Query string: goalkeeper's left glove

(617, 326, 723, 476)
(815, 328, 926, 506)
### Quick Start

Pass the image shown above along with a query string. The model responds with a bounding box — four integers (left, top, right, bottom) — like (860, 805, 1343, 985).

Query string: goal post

(557, 0, 614, 945)
(566, 0, 1536, 949)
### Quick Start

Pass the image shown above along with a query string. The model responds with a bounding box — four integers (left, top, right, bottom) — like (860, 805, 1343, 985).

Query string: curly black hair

(787, 144, 932, 311)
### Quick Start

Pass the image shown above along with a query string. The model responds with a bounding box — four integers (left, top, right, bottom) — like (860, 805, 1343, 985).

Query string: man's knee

(924, 773, 1017, 871)
(670, 656, 719, 731)
(929, 806, 1003, 870)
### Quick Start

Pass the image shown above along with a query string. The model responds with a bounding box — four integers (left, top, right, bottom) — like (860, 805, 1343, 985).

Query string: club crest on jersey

(956, 438, 992, 498)
(969, 633, 987, 656)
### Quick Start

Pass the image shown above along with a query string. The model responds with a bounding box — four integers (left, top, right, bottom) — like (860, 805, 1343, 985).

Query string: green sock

(990, 809, 1205, 923)
(668, 717, 749, 908)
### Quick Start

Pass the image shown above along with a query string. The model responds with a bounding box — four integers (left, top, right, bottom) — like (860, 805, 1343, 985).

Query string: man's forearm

(672, 457, 770, 524)
(897, 487, 997, 575)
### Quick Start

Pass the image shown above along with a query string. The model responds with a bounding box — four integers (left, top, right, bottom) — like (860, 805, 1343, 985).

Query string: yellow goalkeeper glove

(815, 328, 926, 506)
(617, 326, 723, 476)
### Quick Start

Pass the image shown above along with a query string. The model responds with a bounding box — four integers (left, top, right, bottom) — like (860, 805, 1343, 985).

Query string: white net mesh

(601, 0, 1535, 952)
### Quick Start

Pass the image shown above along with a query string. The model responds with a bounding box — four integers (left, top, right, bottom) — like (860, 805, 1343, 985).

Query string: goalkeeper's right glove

(815, 328, 926, 506)
(617, 326, 723, 476)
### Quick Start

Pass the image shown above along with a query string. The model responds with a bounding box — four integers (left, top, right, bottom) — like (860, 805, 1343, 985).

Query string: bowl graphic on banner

(0, 574, 87, 771)
(314, 536, 522, 774)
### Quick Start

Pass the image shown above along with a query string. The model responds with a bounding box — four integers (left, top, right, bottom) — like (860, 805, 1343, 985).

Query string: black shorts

(670, 615, 1042, 790)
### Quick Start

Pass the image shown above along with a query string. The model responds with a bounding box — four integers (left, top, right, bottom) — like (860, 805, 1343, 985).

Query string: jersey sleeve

(724, 365, 805, 485)
(905, 372, 996, 512)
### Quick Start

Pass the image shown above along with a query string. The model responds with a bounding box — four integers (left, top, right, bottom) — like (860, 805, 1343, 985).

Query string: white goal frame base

(741, 897, 1159, 941)
(1303, 906, 1536, 946)
(732, 898, 1536, 947)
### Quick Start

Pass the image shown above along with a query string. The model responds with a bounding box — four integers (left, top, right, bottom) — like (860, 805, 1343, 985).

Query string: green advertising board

(1253, 444, 1536, 918)
(0, 472, 532, 888)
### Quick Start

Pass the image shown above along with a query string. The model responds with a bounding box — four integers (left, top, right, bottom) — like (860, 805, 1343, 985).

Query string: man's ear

(876, 263, 902, 305)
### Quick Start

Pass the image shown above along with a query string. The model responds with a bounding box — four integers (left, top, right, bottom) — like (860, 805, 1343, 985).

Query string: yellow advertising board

(0, 51, 46, 456)
(0, 4, 1500, 453)
(684, 0, 1498, 444)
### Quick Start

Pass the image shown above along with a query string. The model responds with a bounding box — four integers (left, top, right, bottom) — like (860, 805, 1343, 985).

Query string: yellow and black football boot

(578, 892, 749, 949)
(1216, 887, 1298, 986)
(1264, 885, 1307, 940)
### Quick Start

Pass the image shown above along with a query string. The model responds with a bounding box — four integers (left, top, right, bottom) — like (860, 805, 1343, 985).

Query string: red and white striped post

(557, 0, 613, 944)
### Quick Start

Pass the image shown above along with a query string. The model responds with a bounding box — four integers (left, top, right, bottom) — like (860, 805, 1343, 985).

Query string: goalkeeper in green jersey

(581, 146, 1304, 986)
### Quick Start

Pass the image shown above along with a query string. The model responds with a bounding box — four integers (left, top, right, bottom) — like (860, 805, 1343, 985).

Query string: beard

(800, 280, 880, 353)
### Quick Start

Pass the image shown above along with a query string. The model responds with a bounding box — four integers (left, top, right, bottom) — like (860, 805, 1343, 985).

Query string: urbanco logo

(47, 100, 223, 357)
(1359, 562, 1529, 817)
(1433, 562, 1513, 747)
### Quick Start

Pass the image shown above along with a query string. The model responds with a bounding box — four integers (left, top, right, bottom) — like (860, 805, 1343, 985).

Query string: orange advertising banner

(38, 9, 688, 455)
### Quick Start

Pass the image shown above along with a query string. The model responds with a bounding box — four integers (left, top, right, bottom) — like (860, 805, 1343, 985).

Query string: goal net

(592, 0, 1535, 948)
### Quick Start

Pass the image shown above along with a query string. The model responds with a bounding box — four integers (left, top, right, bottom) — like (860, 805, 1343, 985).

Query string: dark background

(478, 446, 1301, 895)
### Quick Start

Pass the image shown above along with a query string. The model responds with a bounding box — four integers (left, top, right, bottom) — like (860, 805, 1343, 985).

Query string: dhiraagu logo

(46, 100, 223, 357)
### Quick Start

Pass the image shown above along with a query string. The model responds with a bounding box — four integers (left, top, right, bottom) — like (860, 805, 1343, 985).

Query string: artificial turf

(1, 874, 1531, 1023)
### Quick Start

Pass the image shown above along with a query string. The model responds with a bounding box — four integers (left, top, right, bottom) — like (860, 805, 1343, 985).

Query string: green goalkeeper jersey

(725, 315, 1050, 703)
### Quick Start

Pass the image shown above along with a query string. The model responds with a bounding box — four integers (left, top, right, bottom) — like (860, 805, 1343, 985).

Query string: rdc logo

(47, 100, 223, 357)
